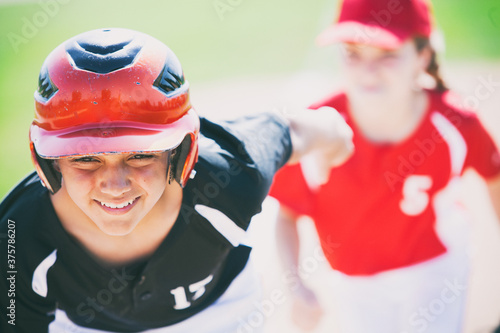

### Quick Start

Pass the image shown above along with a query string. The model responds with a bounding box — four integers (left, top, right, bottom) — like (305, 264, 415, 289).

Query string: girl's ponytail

(414, 37, 448, 92)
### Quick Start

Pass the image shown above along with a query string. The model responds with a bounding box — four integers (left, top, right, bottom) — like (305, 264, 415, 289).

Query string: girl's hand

(291, 284, 324, 331)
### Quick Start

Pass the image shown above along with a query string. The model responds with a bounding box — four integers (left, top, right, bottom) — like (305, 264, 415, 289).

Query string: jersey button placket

(137, 276, 152, 301)
(133, 275, 152, 305)
(139, 291, 152, 301)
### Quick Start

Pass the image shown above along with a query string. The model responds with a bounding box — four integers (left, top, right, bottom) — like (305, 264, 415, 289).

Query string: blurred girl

(270, 0, 500, 332)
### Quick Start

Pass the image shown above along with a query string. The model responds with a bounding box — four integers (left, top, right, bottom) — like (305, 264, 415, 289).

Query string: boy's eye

(129, 154, 154, 160)
(72, 157, 98, 163)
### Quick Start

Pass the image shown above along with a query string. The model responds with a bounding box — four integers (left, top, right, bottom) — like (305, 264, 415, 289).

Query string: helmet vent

(78, 39, 132, 55)
(37, 65, 58, 100)
(66, 29, 143, 74)
(153, 55, 186, 95)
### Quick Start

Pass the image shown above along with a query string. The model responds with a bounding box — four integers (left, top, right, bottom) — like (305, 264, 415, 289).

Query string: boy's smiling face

(55, 151, 172, 236)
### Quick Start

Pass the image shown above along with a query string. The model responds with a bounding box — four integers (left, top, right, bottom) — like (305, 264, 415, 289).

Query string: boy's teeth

(101, 199, 134, 209)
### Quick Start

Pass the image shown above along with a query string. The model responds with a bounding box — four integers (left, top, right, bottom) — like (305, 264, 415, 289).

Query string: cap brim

(316, 21, 409, 49)
(31, 109, 198, 158)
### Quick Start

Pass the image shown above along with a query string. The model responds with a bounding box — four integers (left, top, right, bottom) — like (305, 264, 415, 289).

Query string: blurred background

(0, 0, 499, 332)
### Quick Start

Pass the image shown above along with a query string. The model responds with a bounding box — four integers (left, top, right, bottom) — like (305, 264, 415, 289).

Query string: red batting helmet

(30, 28, 199, 193)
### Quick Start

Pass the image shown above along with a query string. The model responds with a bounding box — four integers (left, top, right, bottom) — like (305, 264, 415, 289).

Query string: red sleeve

(462, 116, 500, 179)
(269, 163, 316, 217)
(440, 90, 500, 180)
(308, 91, 347, 110)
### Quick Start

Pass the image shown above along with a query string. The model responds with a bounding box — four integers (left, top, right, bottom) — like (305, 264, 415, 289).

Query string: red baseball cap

(316, 0, 433, 49)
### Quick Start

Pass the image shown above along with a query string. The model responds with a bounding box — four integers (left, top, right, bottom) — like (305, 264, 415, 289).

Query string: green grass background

(0, 0, 499, 198)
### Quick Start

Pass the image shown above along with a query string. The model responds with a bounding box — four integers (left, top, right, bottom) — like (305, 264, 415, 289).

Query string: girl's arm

(487, 173, 500, 221)
(275, 206, 323, 331)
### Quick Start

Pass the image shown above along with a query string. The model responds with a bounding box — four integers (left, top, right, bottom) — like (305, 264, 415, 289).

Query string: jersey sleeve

(190, 112, 292, 230)
(269, 163, 316, 217)
(462, 115, 500, 179)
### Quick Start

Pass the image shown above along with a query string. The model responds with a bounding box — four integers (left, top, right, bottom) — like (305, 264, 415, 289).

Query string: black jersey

(0, 113, 291, 332)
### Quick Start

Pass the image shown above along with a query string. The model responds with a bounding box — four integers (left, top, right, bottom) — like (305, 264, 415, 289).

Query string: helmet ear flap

(30, 144, 62, 194)
(171, 135, 195, 188)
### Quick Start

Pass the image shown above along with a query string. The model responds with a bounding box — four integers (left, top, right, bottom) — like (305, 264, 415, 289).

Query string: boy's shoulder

(0, 172, 58, 249)
(0, 172, 50, 227)
(0, 172, 59, 280)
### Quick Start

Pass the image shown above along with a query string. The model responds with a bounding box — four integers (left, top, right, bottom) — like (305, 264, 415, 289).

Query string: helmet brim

(31, 109, 199, 159)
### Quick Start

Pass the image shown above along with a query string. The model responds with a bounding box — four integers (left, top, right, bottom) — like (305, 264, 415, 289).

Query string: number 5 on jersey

(400, 175, 433, 216)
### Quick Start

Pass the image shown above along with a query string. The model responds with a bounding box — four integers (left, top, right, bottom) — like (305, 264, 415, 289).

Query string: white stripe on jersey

(194, 204, 246, 247)
(32, 249, 57, 298)
(430, 111, 471, 253)
(430, 112, 467, 176)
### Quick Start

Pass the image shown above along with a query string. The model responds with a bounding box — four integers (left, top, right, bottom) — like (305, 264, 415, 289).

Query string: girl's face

(340, 40, 429, 106)
(55, 152, 173, 236)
